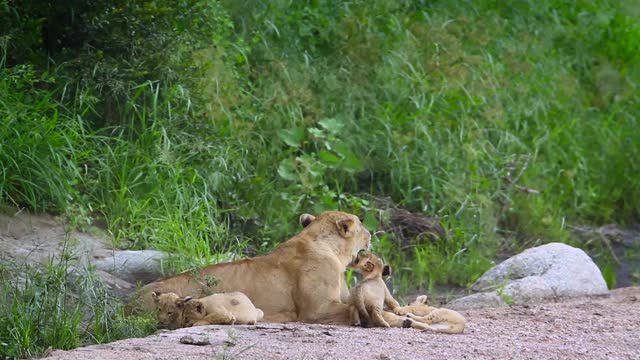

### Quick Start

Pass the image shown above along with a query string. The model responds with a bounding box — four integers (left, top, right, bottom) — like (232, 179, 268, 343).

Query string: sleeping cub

(151, 291, 263, 329)
(181, 291, 264, 327)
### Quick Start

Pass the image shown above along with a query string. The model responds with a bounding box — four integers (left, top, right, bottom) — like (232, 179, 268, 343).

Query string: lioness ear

(151, 291, 161, 303)
(299, 213, 316, 228)
(416, 295, 428, 304)
(382, 265, 391, 276)
(196, 303, 204, 313)
(336, 218, 357, 238)
(363, 260, 375, 273)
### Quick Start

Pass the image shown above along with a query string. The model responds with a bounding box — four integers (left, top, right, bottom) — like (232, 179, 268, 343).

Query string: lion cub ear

(299, 213, 316, 228)
(176, 296, 192, 309)
(151, 291, 161, 303)
(416, 295, 428, 304)
(382, 265, 391, 276)
(336, 218, 356, 238)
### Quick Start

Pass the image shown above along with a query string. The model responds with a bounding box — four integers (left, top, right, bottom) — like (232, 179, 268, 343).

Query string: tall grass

(0, 253, 156, 359)
(0, 65, 88, 211)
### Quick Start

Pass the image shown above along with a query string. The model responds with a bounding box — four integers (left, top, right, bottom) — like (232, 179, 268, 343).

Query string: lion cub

(349, 251, 401, 327)
(181, 291, 264, 327)
(152, 291, 190, 329)
(151, 291, 264, 329)
(395, 295, 466, 334)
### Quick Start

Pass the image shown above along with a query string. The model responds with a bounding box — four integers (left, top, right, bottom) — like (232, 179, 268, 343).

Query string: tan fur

(130, 211, 371, 325)
(181, 291, 264, 327)
(348, 252, 401, 328)
(300, 214, 350, 304)
(151, 292, 189, 330)
(395, 295, 467, 334)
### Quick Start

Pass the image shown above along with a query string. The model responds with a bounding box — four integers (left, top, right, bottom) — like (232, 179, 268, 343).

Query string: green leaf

(277, 127, 305, 147)
(318, 118, 344, 134)
(308, 127, 325, 138)
(332, 143, 363, 171)
(363, 211, 379, 231)
(318, 150, 341, 165)
(277, 159, 298, 181)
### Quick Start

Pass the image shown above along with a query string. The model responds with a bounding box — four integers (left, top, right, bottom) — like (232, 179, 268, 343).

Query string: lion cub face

(151, 291, 190, 329)
(351, 251, 389, 280)
(180, 299, 207, 327)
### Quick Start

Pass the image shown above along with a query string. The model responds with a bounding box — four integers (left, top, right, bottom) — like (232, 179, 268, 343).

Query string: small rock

(179, 335, 211, 346)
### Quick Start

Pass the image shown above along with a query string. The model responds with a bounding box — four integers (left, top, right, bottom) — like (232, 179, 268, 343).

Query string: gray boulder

(1, 209, 170, 301)
(448, 242, 609, 310)
(91, 249, 167, 285)
(447, 292, 506, 311)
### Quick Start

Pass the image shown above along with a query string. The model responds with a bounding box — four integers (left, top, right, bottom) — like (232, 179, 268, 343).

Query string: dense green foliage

(0, 256, 156, 358)
(1, 0, 639, 356)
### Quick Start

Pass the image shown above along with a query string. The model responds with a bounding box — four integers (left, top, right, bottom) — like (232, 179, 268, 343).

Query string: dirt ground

(47, 287, 640, 360)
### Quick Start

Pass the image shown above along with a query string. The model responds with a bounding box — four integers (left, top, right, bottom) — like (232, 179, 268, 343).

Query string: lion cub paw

(227, 314, 237, 325)
(393, 308, 407, 316)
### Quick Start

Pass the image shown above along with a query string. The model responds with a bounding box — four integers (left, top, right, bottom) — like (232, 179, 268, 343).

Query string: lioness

(131, 211, 371, 325)
(349, 251, 401, 327)
(181, 291, 264, 327)
(395, 295, 467, 334)
(299, 213, 350, 304)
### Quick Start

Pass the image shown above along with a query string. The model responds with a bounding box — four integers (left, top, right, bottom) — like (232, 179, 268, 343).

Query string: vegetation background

(1, 0, 638, 357)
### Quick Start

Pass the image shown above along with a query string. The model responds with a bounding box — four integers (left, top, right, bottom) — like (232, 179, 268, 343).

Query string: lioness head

(151, 291, 191, 329)
(299, 211, 372, 264)
(180, 299, 207, 327)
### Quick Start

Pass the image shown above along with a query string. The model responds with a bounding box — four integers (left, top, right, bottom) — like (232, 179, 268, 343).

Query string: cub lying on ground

(151, 291, 263, 329)
(181, 291, 264, 327)
(395, 295, 466, 334)
(348, 251, 401, 327)
(152, 291, 188, 329)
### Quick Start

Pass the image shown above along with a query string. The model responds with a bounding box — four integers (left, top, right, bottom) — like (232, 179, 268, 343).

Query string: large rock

(446, 292, 506, 311)
(0, 209, 167, 298)
(448, 242, 609, 310)
(91, 249, 167, 285)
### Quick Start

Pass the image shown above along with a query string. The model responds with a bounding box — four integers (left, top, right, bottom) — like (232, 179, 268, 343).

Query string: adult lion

(130, 211, 371, 324)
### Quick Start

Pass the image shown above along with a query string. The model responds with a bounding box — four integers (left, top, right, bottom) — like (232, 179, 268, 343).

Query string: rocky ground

(48, 287, 640, 360)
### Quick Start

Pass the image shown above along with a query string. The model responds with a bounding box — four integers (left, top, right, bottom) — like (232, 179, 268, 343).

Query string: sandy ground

(47, 287, 640, 360)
